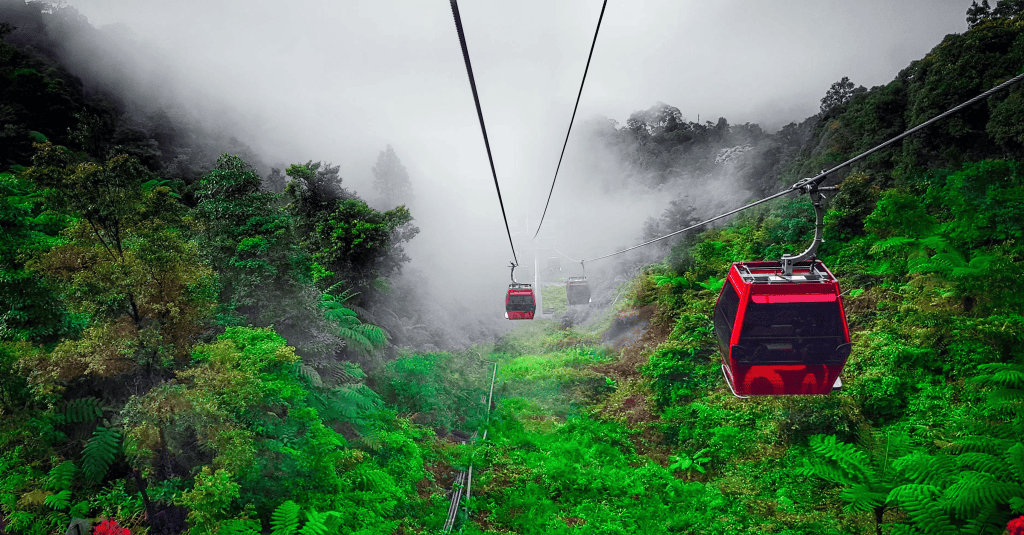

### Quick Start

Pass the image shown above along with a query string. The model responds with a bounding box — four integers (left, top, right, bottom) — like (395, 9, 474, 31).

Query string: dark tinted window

(714, 283, 741, 351)
(740, 301, 843, 341)
(508, 294, 534, 306)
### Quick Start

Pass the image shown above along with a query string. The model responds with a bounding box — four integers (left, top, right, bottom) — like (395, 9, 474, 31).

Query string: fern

(298, 509, 330, 535)
(295, 364, 324, 388)
(957, 453, 1015, 481)
(81, 426, 121, 483)
(55, 398, 102, 425)
(219, 518, 263, 535)
(320, 296, 389, 353)
(887, 484, 957, 534)
(42, 489, 70, 511)
(44, 461, 75, 492)
(945, 472, 1024, 519)
(270, 500, 301, 535)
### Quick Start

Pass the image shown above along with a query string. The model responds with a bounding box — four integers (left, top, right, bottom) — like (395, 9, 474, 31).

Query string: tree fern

(320, 294, 389, 354)
(270, 500, 301, 535)
(81, 426, 121, 483)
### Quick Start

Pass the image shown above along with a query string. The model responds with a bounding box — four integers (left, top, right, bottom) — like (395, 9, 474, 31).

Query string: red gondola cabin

(506, 284, 536, 320)
(714, 260, 851, 396)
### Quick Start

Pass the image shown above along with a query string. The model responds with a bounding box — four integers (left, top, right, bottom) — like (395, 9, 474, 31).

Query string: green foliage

(270, 500, 301, 535)
(81, 425, 121, 483)
(176, 466, 241, 534)
(320, 292, 388, 354)
(670, 448, 711, 475)
(54, 397, 103, 425)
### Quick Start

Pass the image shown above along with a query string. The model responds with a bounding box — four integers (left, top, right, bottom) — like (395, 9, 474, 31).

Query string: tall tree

(371, 145, 414, 209)
(22, 143, 215, 382)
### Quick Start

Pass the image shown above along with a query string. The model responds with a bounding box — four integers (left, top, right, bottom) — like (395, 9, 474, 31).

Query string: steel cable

(533, 0, 609, 239)
(450, 0, 519, 265)
(577, 69, 1024, 264)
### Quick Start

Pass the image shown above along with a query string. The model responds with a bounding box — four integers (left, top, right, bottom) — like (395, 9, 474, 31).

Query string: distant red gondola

(505, 263, 535, 320)
(714, 260, 851, 396)
(506, 284, 536, 320)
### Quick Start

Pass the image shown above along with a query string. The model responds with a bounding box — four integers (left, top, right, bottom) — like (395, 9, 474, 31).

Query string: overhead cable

(533, 0, 609, 239)
(450, 0, 519, 266)
(578, 69, 1024, 264)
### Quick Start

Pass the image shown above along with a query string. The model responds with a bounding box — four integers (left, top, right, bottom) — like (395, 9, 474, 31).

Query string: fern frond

(807, 434, 877, 486)
(219, 518, 263, 535)
(945, 471, 1024, 518)
(357, 324, 388, 348)
(18, 489, 50, 507)
(956, 452, 1013, 481)
(45, 461, 75, 491)
(959, 501, 1006, 535)
(949, 436, 1006, 455)
(1006, 443, 1024, 483)
(970, 364, 1024, 390)
(271, 500, 301, 535)
(81, 426, 121, 483)
(299, 509, 341, 535)
(887, 484, 957, 535)
(43, 489, 70, 511)
(870, 236, 916, 254)
(918, 235, 950, 252)
(56, 398, 102, 425)
(295, 364, 324, 388)
(840, 483, 888, 512)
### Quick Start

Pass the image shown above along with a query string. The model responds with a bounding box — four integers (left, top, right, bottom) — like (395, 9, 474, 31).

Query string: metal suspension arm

(779, 183, 836, 276)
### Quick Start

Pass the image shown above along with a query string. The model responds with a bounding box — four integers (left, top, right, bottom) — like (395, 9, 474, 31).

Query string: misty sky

(63, 0, 972, 314)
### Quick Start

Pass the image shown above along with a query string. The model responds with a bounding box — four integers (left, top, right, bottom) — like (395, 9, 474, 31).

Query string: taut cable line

(450, 0, 519, 266)
(533, 0, 609, 240)
(575, 70, 1024, 264)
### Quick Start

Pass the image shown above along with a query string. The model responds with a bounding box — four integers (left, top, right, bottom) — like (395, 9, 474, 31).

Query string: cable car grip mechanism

(779, 180, 837, 276)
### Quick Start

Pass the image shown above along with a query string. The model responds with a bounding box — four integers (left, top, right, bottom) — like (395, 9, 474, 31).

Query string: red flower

(94, 520, 131, 535)
(1007, 516, 1024, 535)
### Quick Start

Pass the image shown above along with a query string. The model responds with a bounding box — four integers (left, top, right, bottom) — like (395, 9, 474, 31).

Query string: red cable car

(715, 260, 850, 396)
(714, 183, 851, 396)
(505, 263, 535, 320)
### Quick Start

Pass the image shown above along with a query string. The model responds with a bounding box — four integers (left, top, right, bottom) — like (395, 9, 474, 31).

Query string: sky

(61, 0, 972, 319)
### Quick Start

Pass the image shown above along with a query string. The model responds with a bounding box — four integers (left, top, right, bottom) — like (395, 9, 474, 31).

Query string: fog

(42, 0, 971, 342)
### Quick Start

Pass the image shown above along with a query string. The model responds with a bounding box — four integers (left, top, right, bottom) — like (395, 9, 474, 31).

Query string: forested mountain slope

(2, 2, 1024, 535)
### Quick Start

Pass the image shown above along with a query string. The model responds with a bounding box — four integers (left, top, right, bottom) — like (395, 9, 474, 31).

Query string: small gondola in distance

(566, 276, 591, 306)
(713, 260, 851, 396)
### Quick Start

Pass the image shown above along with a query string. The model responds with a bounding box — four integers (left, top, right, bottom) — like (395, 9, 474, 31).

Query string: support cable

(533, 0, 608, 239)
(450, 0, 519, 265)
(576, 70, 1024, 264)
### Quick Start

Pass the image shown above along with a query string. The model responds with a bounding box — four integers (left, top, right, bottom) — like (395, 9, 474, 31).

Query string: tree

(22, 143, 216, 380)
(820, 76, 860, 116)
(371, 145, 414, 209)
(967, 0, 993, 27)
(195, 155, 300, 326)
